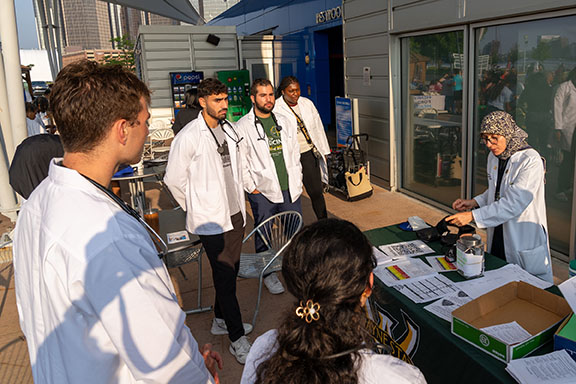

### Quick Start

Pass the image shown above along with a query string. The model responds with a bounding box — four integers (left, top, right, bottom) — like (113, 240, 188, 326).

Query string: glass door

(401, 31, 465, 206)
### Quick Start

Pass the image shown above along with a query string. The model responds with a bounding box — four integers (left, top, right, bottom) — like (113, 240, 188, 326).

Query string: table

(364, 225, 560, 384)
(111, 164, 167, 213)
(158, 209, 212, 314)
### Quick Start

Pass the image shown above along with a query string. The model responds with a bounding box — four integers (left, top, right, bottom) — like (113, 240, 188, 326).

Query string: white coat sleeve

(80, 235, 213, 383)
(237, 124, 257, 193)
(473, 188, 491, 208)
(554, 83, 567, 131)
(310, 104, 331, 156)
(472, 156, 543, 229)
(164, 134, 194, 210)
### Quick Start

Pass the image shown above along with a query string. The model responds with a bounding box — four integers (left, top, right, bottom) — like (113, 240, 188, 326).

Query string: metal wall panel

(137, 25, 239, 121)
(346, 35, 389, 57)
(390, 0, 576, 33)
(343, 0, 390, 187)
(345, 12, 388, 39)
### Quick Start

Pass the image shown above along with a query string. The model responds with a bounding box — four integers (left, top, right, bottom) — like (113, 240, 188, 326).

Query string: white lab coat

(554, 80, 576, 151)
(13, 160, 213, 384)
(164, 116, 246, 235)
(274, 96, 331, 183)
(236, 108, 302, 203)
(472, 149, 553, 283)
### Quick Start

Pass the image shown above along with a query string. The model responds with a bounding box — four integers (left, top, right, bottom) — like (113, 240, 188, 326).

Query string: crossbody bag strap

(286, 103, 314, 145)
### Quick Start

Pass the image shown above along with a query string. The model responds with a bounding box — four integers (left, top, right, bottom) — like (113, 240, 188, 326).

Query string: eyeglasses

(480, 135, 501, 145)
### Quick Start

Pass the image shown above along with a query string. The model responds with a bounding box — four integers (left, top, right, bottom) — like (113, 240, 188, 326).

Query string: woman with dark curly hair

(240, 219, 426, 384)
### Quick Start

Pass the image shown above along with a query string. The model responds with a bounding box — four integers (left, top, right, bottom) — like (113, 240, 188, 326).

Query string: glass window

(472, 15, 576, 256)
(401, 31, 465, 206)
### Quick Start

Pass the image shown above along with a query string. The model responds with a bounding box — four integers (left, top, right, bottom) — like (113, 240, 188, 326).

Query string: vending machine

(216, 70, 251, 122)
(170, 71, 204, 117)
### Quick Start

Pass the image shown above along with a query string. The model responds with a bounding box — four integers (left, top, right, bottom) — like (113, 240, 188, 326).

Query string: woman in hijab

(447, 111, 553, 282)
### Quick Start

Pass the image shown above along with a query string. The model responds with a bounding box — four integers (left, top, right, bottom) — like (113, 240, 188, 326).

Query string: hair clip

(295, 300, 321, 323)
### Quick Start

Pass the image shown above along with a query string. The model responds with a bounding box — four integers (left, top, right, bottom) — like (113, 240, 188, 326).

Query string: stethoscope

(254, 111, 282, 141)
(203, 115, 243, 154)
(80, 173, 168, 258)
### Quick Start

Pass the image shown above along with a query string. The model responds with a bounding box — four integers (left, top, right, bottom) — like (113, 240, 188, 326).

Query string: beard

(255, 101, 274, 114)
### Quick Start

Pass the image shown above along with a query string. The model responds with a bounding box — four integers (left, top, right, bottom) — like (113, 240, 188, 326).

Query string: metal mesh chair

(149, 127, 174, 160)
(159, 209, 211, 314)
(238, 211, 303, 327)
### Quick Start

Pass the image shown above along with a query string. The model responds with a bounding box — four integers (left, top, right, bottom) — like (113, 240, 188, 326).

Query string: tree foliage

(103, 35, 135, 71)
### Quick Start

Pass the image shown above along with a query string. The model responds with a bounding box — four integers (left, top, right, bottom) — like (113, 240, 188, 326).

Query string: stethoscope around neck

(203, 115, 243, 154)
(254, 111, 282, 141)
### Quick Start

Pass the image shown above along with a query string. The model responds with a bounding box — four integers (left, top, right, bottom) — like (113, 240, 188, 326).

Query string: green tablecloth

(364, 225, 557, 384)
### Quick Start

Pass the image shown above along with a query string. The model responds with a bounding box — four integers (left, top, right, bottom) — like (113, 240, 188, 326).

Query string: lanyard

(81, 174, 168, 257)
(286, 101, 313, 145)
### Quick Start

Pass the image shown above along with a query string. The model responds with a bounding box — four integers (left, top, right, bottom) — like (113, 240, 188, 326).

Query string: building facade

(213, 0, 576, 261)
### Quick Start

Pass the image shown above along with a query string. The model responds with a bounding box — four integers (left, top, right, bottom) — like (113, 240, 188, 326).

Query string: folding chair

(238, 211, 303, 327)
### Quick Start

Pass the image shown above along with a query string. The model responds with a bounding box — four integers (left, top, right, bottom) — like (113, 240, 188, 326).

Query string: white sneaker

(210, 318, 253, 336)
(263, 272, 285, 294)
(229, 335, 251, 364)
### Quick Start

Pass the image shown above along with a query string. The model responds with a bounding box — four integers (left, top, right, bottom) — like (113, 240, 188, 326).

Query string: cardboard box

(554, 312, 576, 362)
(452, 281, 571, 363)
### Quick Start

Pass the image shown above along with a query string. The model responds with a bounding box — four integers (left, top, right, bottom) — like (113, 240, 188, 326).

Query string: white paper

(559, 275, 576, 314)
(424, 290, 473, 322)
(377, 240, 435, 259)
(480, 321, 532, 345)
(392, 274, 460, 304)
(374, 258, 436, 287)
(505, 350, 576, 384)
(425, 255, 458, 272)
(455, 264, 553, 299)
(372, 246, 408, 266)
(166, 230, 189, 244)
(456, 248, 484, 277)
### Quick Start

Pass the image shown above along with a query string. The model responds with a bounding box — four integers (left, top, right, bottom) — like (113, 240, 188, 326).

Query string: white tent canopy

(105, 0, 204, 25)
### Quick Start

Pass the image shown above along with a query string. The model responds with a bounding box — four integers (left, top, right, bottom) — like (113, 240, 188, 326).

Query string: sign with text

(336, 97, 353, 147)
(316, 6, 342, 24)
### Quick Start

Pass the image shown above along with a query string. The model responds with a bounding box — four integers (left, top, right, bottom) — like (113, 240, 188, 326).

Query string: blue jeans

(247, 190, 302, 253)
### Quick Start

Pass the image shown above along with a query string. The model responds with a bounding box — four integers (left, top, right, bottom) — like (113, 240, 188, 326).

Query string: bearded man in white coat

(236, 78, 302, 295)
(13, 60, 222, 384)
(274, 76, 330, 220)
(164, 78, 253, 364)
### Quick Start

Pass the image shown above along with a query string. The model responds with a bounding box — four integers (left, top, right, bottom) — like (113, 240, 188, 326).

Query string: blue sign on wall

(336, 97, 353, 147)
(170, 71, 203, 85)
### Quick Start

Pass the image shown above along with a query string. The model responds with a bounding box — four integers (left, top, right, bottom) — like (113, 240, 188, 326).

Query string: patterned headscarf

(480, 111, 529, 160)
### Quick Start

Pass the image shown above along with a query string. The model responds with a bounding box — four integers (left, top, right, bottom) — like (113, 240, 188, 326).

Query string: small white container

(456, 234, 485, 279)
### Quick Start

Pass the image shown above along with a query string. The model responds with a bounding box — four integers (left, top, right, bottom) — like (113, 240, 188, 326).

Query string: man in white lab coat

(164, 78, 253, 364)
(236, 78, 302, 294)
(13, 60, 222, 383)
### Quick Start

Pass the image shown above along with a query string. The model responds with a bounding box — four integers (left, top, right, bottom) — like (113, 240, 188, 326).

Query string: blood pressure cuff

(416, 216, 475, 245)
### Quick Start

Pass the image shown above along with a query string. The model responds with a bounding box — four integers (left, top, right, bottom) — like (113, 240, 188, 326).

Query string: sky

(15, 0, 40, 49)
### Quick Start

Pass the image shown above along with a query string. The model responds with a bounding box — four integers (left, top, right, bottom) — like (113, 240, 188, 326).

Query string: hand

(251, 189, 261, 194)
(555, 131, 562, 143)
(446, 212, 473, 227)
(452, 199, 478, 211)
(200, 344, 223, 384)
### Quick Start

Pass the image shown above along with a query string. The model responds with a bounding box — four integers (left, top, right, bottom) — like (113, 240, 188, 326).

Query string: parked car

(31, 81, 49, 96)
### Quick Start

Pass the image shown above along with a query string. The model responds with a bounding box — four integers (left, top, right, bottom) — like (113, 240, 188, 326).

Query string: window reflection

(473, 15, 576, 256)
(402, 31, 464, 206)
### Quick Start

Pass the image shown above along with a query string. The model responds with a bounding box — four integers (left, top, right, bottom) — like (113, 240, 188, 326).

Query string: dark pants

(247, 190, 302, 253)
(301, 149, 327, 220)
(199, 212, 245, 342)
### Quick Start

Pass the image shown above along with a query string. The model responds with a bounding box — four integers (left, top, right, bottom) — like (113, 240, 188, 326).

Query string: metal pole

(0, 50, 15, 161)
(0, 0, 28, 149)
(0, 0, 22, 220)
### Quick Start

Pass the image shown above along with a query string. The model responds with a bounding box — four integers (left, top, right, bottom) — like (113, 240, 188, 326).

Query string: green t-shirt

(260, 115, 289, 191)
